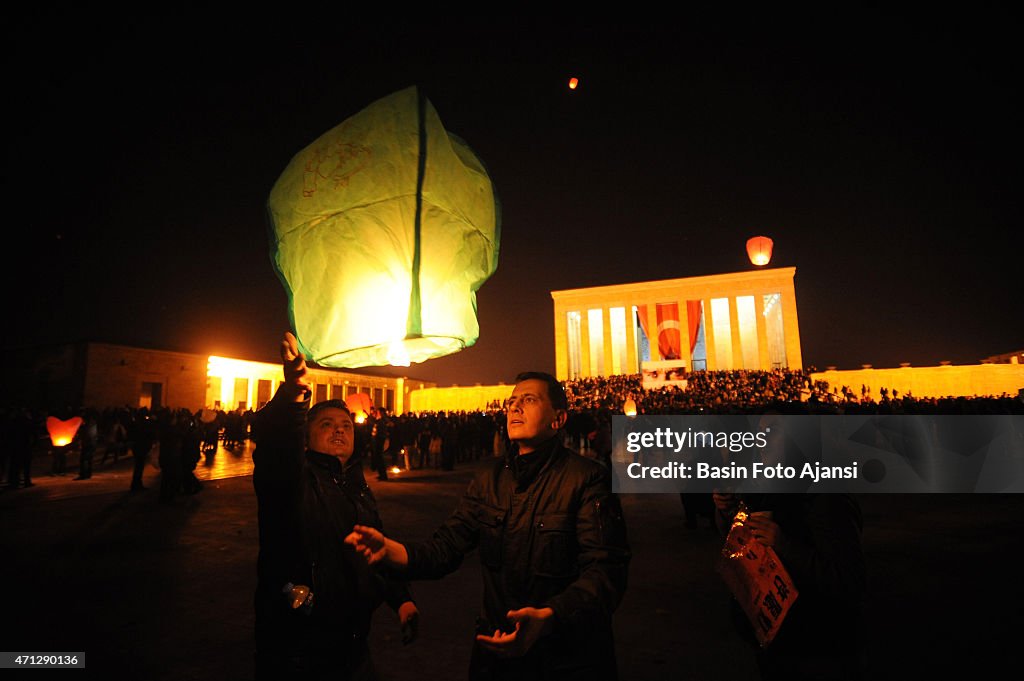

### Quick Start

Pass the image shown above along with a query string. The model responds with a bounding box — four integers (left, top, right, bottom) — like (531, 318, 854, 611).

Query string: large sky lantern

(267, 86, 501, 370)
(746, 236, 774, 266)
(46, 416, 82, 447)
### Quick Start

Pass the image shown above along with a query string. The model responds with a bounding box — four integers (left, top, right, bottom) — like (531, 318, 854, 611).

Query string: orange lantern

(345, 392, 373, 424)
(47, 416, 83, 447)
(568, 77, 579, 90)
(623, 397, 637, 417)
(746, 236, 773, 266)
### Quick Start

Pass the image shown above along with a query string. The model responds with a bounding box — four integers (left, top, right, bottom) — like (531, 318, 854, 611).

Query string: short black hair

(513, 372, 568, 411)
(307, 399, 351, 423)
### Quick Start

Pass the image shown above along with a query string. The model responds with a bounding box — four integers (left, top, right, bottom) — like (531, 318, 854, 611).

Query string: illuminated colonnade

(551, 268, 803, 381)
(205, 356, 422, 414)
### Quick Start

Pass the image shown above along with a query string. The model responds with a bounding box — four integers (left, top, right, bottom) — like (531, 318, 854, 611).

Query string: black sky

(4, 14, 1021, 387)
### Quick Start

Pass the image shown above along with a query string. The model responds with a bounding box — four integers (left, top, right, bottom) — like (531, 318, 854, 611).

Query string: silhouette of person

(75, 411, 99, 480)
(7, 409, 37, 488)
(157, 409, 185, 503)
(128, 411, 156, 492)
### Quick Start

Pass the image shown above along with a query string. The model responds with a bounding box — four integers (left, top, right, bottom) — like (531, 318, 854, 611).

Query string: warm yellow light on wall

(746, 236, 774, 266)
(207, 356, 273, 377)
(46, 416, 82, 447)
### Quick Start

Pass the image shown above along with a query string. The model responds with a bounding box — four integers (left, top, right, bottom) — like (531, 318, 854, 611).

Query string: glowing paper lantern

(568, 77, 579, 90)
(623, 397, 637, 417)
(345, 392, 373, 424)
(199, 409, 218, 423)
(268, 86, 501, 369)
(746, 236, 773, 266)
(47, 416, 83, 447)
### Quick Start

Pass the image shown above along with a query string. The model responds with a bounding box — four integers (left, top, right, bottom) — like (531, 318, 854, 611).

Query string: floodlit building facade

(551, 268, 803, 381)
(7, 342, 434, 414)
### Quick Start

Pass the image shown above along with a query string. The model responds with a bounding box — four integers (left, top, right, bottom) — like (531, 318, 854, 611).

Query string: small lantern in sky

(746, 236, 774, 266)
(268, 86, 500, 369)
(47, 416, 82, 447)
(568, 77, 579, 90)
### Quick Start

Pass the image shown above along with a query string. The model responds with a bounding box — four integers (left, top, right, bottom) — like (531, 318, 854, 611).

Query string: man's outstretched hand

(280, 331, 311, 401)
(345, 525, 390, 565)
(344, 525, 410, 568)
(475, 607, 555, 658)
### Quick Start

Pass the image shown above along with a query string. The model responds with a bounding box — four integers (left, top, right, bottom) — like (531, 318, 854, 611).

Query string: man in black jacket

(253, 332, 419, 680)
(346, 372, 631, 680)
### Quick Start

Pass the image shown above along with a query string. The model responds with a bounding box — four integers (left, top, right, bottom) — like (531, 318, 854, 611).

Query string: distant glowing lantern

(47, 416, 83, 447)
(388, 466, 402, 475)
(345, 392, 373, 424)
(746, 236, 774, 266)
(623, 397, 637, 417)
(267, 86, 500, 369)
(568, 77, 579, 90)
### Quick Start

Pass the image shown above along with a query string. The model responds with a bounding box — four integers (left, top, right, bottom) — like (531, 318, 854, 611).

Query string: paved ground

(2, 444, 1023, 679)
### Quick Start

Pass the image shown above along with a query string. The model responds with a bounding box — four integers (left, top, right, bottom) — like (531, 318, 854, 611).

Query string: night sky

(5, 14, 1021, 387)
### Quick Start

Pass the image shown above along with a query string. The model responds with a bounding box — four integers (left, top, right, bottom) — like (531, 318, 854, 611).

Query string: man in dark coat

(346, 372, 631, 680)
(253, 332, 419, 680)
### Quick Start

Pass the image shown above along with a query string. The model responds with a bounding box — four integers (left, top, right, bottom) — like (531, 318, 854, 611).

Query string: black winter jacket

(404, 436, 631, 680)
(252, 390, 411, 664)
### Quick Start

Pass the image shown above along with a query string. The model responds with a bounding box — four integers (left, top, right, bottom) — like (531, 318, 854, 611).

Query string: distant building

(981, 349, 1024, 365)
(550, 268, 802, 380)
(3, 341, 434, 413)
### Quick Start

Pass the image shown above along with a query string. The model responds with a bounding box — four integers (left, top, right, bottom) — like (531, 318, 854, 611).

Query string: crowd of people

(3, 361, 1021, 680)
(0, 404, 255, 497)
(564, 369, 1024, 415)
(2, 369, 1021, 494)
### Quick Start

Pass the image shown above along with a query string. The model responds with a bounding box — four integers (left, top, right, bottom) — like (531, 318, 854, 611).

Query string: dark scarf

(510, 435, 559, 491)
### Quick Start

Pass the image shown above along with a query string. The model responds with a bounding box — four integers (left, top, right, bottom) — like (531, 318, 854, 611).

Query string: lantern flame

(746, 236, 774, 266)
(47, 416, 83, 447)
(568, 77, 579, 90)
(387, 340, 412, 367)
(388, 466, 402, 475)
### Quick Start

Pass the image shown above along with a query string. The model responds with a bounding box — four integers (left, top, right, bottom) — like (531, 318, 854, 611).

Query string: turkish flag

(656, 303, 681, 360)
